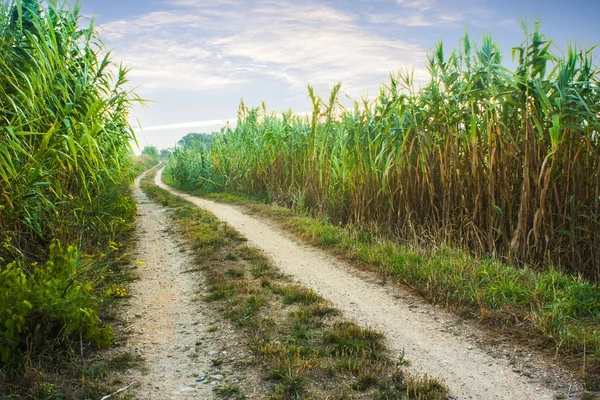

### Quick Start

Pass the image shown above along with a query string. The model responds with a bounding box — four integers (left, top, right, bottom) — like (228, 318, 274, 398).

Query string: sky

(72, 0, 600, 151)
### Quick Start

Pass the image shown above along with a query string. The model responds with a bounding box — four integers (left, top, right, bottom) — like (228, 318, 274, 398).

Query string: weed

(226, 269, 245, 278)
(268, 363, 306, 399)
(404, 374, 448, 399)
(352, 372, 379, 391)
(215, 385, 246, 399)
(273, 284, 321, 305)
(325, 322, 386, 360)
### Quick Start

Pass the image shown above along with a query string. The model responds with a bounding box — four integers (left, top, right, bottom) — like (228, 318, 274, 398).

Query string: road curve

(156, 168, 555, 400)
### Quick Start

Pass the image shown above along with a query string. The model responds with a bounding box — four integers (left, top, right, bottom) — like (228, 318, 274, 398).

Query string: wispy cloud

(396, 0, 436, 11)
(368, 0, 495, 28)
(133, 118, 237, 132)
(99, 0, 428, 96)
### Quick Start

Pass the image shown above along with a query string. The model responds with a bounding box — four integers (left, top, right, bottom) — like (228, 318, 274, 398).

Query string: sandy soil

(155, 168, 583, 400)
(119, 171, 256, 399)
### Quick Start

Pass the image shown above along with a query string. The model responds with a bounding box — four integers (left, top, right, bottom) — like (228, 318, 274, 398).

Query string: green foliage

(0, 0, 140, 255)
(131, 146, 161, 175)
(0, 0, 139, 381)
(0, 240, 113, 364)
(170, 26, 600, 280)
(166, 141, 221, 192)
(141, 145, 160, 159)
(178, 132, 218, 148)
(160, 148, 172, 160)
(0, 263, 31, 363)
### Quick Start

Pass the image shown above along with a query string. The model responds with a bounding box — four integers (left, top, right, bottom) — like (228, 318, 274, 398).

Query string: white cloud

(134, 119, 235, 132)
(389, 0, 495, 28)
(99, 0, 429, 96)
(396, 0, 437, 10)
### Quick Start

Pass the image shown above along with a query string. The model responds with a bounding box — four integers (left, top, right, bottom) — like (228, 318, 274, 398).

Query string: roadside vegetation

(165, 25, 600, 387)
(132, 145, 162, 176)
(0, 0, 142, 397)
(142, 168, 448, 399)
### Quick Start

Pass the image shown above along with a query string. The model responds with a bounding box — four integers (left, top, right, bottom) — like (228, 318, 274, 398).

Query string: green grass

(325, 321, 386, 359)
(287, 215, 600, 369)
(273, 284, 321, 305)
(215, 385, 246, 399)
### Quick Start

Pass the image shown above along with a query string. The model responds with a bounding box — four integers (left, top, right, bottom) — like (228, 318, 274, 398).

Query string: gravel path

(121, 171, 228, 399)
(155, 168, 567, 400)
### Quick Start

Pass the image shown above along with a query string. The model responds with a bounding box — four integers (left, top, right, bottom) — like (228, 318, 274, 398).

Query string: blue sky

(75, 0, 600, 150)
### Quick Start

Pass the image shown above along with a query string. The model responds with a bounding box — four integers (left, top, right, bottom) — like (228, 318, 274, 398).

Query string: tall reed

(170, 25, 600, 280)
(0, 0, 140, 365)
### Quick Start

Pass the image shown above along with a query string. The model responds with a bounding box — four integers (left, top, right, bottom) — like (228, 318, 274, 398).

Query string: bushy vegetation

(132, 145, 161, 175)
(166, 137, 221, 192)
(169, 25, 600, 281)
(178, 132, 217, 148)
(0, 0, 140, 395)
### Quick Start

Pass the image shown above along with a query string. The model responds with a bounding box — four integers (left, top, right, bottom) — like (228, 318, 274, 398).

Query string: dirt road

(154, 168, 573, 400)
(121, 171, 252, 399)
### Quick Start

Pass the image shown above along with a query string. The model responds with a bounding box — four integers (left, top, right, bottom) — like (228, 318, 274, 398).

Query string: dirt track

(152, 168, 580, 400)
(120, 171, 260, 399)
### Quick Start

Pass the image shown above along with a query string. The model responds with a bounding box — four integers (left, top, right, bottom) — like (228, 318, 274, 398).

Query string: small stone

(467, 345, 473, 350)
(211, 374, 224, 380)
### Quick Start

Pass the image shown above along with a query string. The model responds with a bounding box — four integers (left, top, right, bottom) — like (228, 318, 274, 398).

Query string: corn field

(170, 25, 600, 280)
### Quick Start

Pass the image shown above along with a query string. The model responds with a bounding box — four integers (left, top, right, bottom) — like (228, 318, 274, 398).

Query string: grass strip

(142, 170, 448, 399)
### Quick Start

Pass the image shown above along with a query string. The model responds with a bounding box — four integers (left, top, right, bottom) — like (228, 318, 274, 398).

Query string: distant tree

(160, 148, 172, 160)
(177, 132, 218, 149)
(141, 145, 159, 159)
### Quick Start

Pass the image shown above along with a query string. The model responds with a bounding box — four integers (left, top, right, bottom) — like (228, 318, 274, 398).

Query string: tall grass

(0, 0, 140, 379)
(169, 24, 600, 280)
(166, 139, 221, 192)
